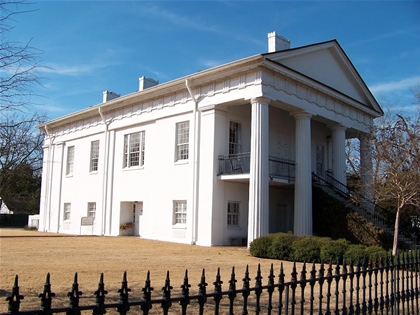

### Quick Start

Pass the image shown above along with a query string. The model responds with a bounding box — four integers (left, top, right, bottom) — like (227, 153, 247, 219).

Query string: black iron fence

(2, 252, 419, 315)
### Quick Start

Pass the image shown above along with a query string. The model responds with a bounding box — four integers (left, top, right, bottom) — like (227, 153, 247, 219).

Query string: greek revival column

(247, 97, 270, 246)
(359, 134, 374, 212)
(331, 124, 347, 185)
(293, 111, 313, 236)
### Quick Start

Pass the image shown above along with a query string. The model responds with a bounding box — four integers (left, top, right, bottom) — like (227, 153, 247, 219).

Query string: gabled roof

(263, 39, 383, 116)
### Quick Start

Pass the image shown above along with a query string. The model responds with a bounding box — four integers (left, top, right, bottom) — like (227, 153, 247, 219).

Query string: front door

(132, 202, 143, 236)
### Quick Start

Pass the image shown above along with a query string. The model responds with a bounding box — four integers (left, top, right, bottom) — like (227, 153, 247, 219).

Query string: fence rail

(2, 252, 419, 315)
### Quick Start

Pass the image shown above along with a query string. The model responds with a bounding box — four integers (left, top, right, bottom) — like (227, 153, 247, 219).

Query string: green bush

(320, 238, 350, 264)
(364, 246, 387, 260)
(249, 234, 275, 258)
(249, 233, 388, 264)
(292, 236, 328, 263)
(344, 244, 367, 263)
(268, 232, 296, 261)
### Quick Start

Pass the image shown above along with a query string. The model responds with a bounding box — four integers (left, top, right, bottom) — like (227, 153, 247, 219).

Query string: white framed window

(66, 146, 75, 175)
(90, 140, 100, 172)
(229, 121, 242, 155)
(63, 203, 71, 221)
(175, 121, 189, 161)
(123, 131, 145, 168)
(173, 200, 187, 225)
(227, 202, 240, 226)
(87, 202, 96, 218)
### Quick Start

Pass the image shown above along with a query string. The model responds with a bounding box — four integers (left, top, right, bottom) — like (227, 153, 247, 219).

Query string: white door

(132, 202, 143, 236)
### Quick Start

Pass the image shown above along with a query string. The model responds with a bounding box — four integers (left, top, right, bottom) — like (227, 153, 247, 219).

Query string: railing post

(341, 258, 348, 315)
(242, 265, 250, 315)
(67, 273, 82, 315)
(266, 264, 275, 315)
(227, 267, 236, 315)
(39, 273, 55, 315)
(6, 275, 24, 315)
(290, 262, 297, 315)
(160, 271, 172, 315)
(116, 271, 130, 315)
(93, 274, 107, 315)
(355, 258, 361, 315)
(373, 257, 379, 315)
(309, 263, 316, 315)
(197, 269, 207, 315)
(299, 263, 307, 315)
(140, 271, 153, 315)
(333, 260, 340, 315)
(348, 259, 354, 315)
(213, 268, 223, 315)
(317, 262, 325, 315)
(179, 270, 190, 315)
(278, 263, 285, 315)
(254, 264, 263, 315)
(325, 262, 333, 315)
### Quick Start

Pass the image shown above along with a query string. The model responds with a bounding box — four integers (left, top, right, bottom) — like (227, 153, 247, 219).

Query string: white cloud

(39, 63, 98, 76)
(369, 76, 420, 94)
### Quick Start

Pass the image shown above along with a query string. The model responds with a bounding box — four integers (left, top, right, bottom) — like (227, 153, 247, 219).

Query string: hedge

(249, 233, 390, 263)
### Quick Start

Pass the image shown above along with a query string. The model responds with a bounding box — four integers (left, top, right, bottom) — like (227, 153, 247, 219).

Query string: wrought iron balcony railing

(218, 153, 296, 181)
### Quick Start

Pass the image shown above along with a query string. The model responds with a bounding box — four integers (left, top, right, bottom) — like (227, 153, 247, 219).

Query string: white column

(331, 124, 347, 185)
(293, 112, 313, 236)
(359, 134, 374, 212)
(247, 97, 270, 246)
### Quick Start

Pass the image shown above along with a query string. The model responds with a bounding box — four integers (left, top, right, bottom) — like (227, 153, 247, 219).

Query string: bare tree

(346, 93, 420, 255)
(1, 0, 42, 111)
(0, 112, 45, 194)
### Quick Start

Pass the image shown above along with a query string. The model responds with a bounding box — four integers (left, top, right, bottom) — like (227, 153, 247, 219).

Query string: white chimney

(268, 32, 290, 53)
(103, 90, 120, 103)
(139, 76, 159, 91)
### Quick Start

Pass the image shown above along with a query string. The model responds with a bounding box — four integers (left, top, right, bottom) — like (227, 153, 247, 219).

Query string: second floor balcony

(218, 153, 296, 183)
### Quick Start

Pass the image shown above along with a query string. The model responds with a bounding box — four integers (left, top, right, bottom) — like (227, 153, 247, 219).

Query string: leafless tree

(0, 0, 42, 111)
(0, 1, 47, 213)
(0, 112, 45, 195)
(346, 91, 420, 255)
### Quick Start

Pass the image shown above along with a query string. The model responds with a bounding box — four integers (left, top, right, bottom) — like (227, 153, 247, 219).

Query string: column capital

(250, 97, 271, 105)
(291, 110, 312, 120)
(329, 123, 347, 132)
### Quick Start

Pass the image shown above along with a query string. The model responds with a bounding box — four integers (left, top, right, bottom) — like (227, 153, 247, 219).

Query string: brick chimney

(268, 32, 290, 53)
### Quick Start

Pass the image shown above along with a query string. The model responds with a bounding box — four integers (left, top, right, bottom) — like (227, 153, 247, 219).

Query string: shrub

(249, 234, 275, 258)
(364, 246, 387, 260)
(344, 244, 367, 263)
(292, 236, 327, 263)
(268, 232, 297, 261)
(320, 238, 350, 264)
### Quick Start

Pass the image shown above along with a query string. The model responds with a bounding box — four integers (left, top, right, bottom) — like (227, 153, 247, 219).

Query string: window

(227, 202, 240, 226)
(175, 121, 189, 161)
(66, 146, 75, 175)
(87, 202, 96, 218)
(123, 131, 145, 168)
(229, 121, 242, 155)
(90, 140, 100, 172)
(173, 200, 187, 225)
(64, 203, 71, 221)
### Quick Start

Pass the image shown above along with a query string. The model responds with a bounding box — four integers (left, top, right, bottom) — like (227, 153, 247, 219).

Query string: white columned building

(293, 111, 313, 236)
(331, 124, 347, 185)
(247, 97, 270, 245)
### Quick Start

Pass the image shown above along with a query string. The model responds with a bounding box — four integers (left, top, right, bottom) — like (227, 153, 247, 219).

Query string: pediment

(264, 40, 382, 115)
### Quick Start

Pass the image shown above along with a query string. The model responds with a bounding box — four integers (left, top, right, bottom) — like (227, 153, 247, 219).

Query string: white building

(37, 33, 383, 246)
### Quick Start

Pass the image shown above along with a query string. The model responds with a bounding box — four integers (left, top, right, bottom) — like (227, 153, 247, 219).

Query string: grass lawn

(0, 228, 295, 312)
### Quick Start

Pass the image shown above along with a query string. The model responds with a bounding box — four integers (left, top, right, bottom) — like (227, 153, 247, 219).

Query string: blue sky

(11, 0, 420, 120)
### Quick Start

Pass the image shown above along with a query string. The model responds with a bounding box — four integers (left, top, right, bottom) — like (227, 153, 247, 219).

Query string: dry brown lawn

(0, 228, 297, 313)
